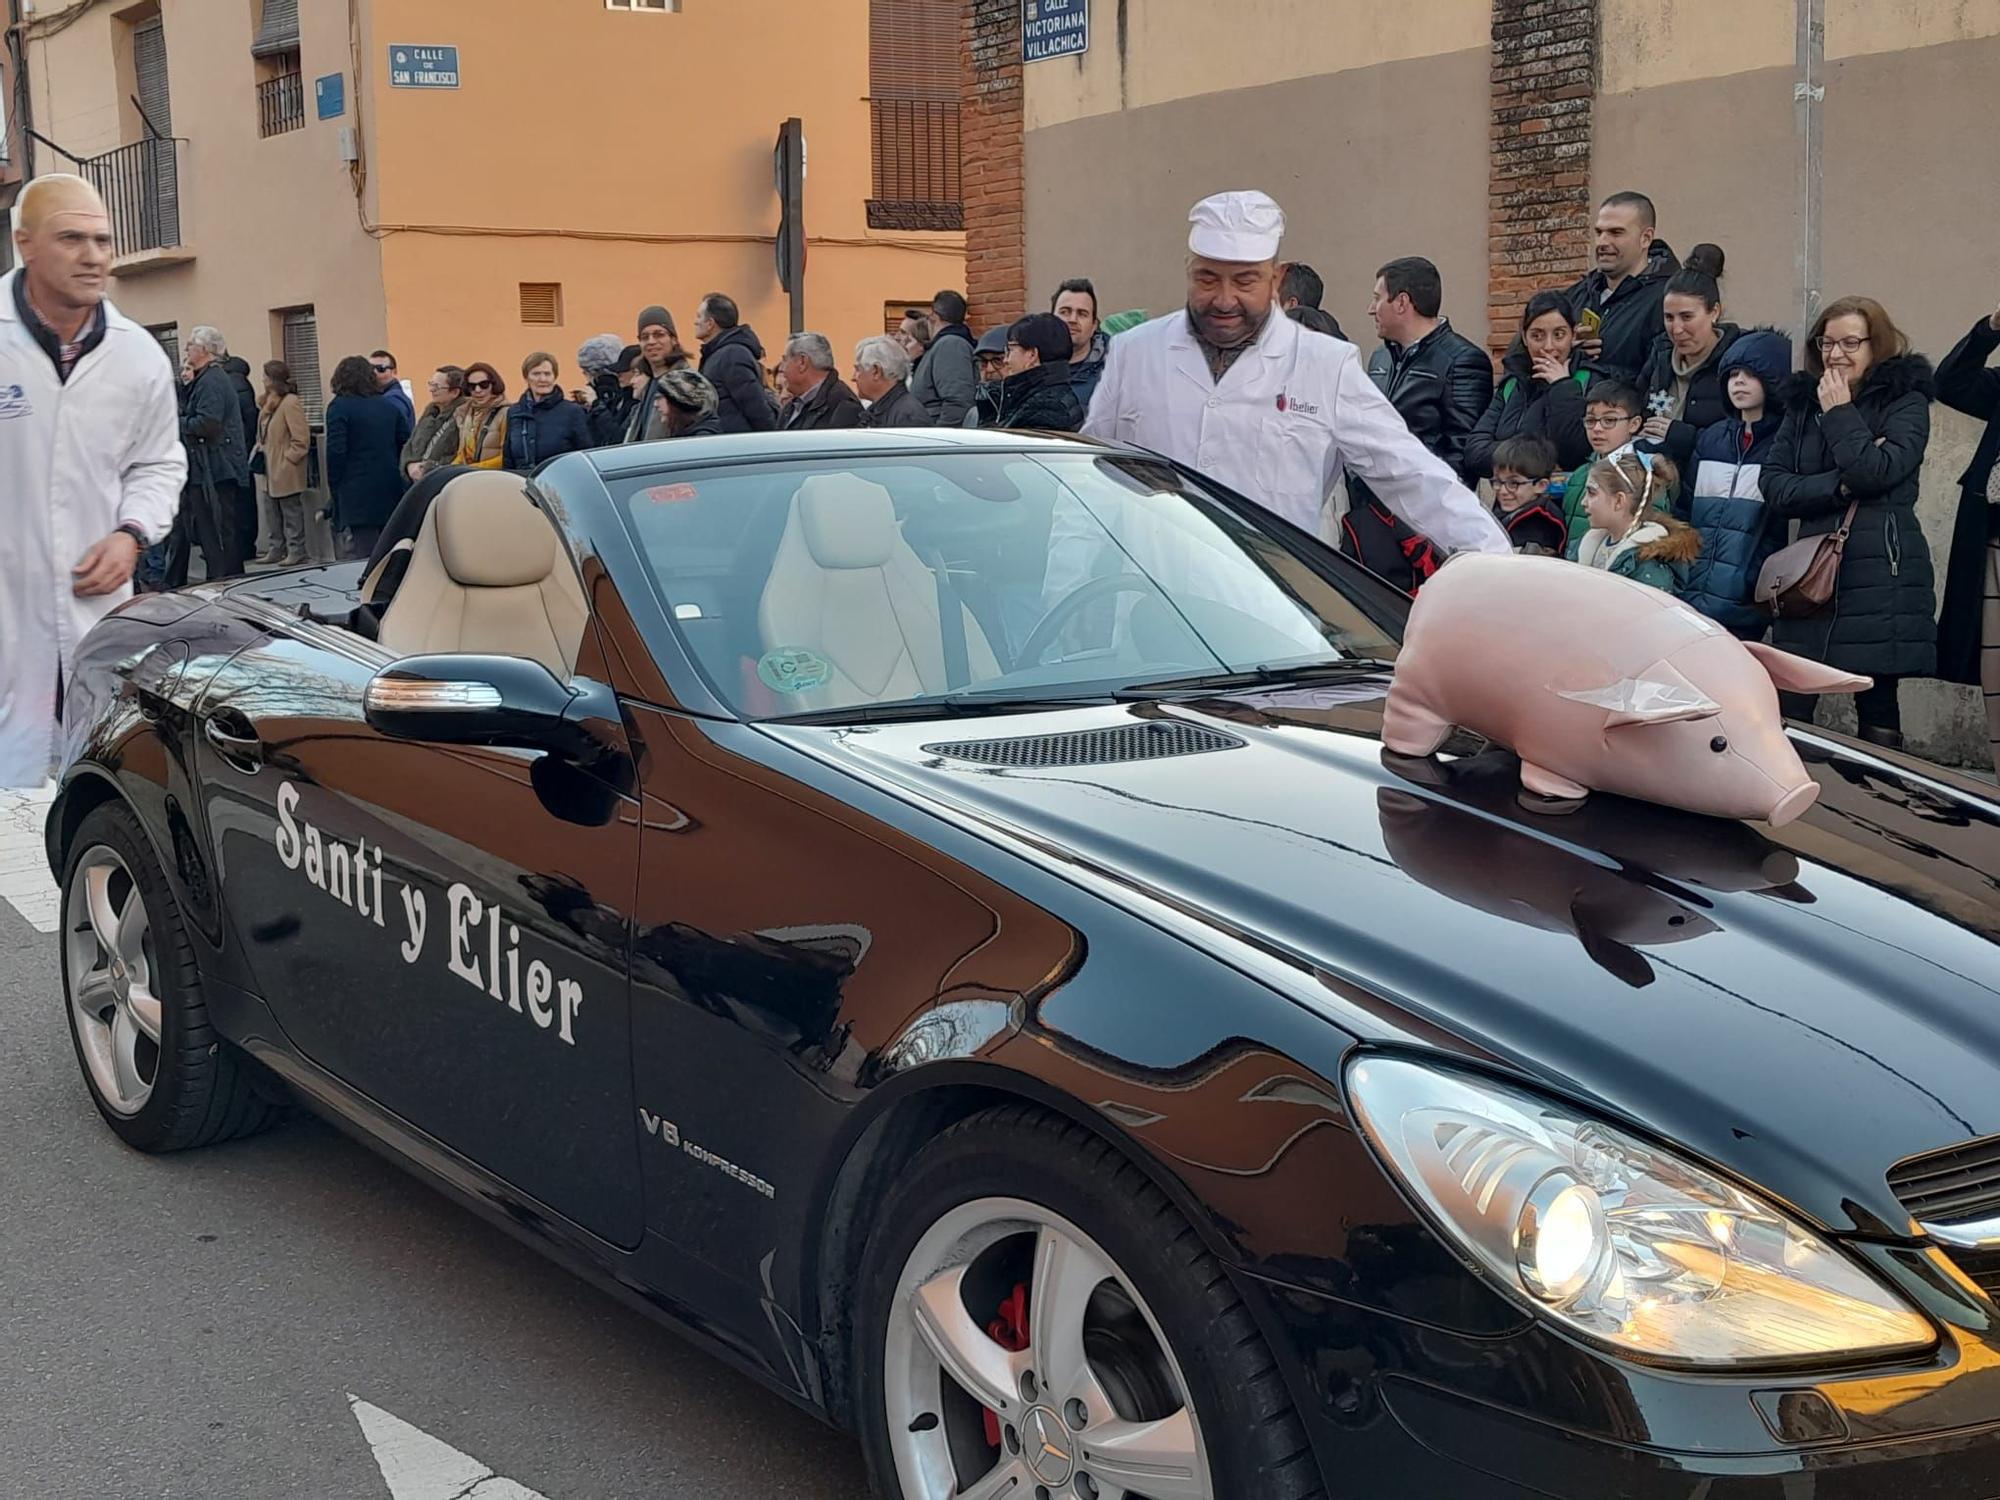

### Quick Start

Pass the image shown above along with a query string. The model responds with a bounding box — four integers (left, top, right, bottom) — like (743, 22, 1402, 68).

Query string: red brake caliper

(981, 1281, 1032, 1449)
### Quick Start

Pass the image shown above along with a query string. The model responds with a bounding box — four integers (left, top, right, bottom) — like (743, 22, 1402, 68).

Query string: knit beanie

(637, 305, 676, 337)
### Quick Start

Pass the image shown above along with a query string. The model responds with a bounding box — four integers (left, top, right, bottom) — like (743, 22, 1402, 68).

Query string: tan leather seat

(756, 473, 997, 707)
(377, 470, 587, 678)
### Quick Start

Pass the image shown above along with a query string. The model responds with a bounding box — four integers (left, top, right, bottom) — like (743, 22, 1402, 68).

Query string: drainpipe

(1794, 0, 1824, 332)
(6, 0, 32, 178)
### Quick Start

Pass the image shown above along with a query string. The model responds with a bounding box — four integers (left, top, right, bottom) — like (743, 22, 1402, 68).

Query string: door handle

(203, 713, 264, 770)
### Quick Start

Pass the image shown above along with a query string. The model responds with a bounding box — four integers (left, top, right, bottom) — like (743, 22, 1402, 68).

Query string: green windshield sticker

(758, 647, 834, 694)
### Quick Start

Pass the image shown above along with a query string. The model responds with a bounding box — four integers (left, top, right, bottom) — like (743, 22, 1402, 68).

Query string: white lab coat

(0, 270, 185, 787)
(1082, 308, 1509, 556)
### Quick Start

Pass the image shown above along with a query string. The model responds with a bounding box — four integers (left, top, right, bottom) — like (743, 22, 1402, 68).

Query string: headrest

(433, 471, 556, 587)
(797, 473, 898, 570)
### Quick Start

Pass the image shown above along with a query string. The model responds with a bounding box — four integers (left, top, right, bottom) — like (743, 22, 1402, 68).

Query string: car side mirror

(364, 655, 623, 775)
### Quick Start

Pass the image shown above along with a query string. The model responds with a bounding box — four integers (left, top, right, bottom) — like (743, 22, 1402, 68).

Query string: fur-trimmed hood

(1633, 513, 1703, 564)
(1780, 351, 1935, 415)
(1577, 514, 1702, 572)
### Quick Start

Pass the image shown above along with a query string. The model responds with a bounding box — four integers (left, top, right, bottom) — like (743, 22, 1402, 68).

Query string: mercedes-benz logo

(1022, 1405, 1073, 1485)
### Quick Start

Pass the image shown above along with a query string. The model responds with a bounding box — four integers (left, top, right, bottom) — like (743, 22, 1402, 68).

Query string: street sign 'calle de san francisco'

(387, 45, 460, 90)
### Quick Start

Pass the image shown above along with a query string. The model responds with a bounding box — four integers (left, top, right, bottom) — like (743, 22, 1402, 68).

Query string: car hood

(764, 684, 2000, 1239)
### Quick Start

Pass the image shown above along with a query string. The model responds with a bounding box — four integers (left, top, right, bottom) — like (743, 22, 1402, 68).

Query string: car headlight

(1346, 1056, 1934, 1367)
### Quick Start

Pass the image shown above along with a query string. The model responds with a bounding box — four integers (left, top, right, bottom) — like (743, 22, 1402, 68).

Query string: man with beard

(1082, 190, 1505, 555)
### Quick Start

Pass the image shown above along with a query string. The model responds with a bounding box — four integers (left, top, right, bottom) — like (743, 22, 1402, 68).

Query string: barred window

(868, 0, 961, 231)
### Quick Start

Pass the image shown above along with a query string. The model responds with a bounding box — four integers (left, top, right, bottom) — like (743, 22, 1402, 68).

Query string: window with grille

(868, 0, 961, 231)
(519, 283, 563, 325)
(604, 0, 677, 11)
(279, 306, 324, 424)
(147, 323, 179, 370)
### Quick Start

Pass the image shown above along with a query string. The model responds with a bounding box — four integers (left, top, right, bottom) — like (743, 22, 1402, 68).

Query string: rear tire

(854, 1103, 1325, 1500)
(59, 801, 285, 1152)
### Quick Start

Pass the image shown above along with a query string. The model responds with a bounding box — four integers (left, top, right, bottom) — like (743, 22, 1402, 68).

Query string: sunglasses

(465, 379, 493, 392)
(370, 364, 393, 374)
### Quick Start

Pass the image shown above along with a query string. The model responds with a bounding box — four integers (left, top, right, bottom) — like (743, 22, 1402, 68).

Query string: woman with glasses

(1759, 297, 1937, 747)
(1464, 290, 1604, 481)
(451, 362, 509, 469)
(325, 354, 412, 561)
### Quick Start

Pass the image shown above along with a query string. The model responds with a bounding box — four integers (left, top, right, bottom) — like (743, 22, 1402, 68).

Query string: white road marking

(0, 783, 58, 934)
(348, 1395, 551, 1499)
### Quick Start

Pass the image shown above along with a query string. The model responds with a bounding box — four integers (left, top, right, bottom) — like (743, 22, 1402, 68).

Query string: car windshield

(611, 449, 1403, 722)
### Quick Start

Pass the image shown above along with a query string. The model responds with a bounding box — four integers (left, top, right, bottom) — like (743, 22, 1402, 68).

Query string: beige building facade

(979, 0, 2000, 763)
(7, 0, 964, 420)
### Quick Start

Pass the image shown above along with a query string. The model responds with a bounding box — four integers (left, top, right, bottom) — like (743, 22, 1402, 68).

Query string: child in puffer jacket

(1570, 452, 1701, 594)
(1681, 329, 1792, 637)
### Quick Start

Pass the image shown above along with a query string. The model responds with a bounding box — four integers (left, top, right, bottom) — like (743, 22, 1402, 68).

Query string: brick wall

(962, 0, 1025, 327)
(1487, 0, 1599, 359)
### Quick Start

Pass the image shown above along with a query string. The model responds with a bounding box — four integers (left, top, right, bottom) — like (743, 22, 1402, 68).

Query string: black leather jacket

(1363, 319, 1494, 481)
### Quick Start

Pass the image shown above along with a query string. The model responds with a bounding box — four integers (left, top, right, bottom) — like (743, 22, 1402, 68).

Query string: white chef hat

(1187, 190, 1286, 263)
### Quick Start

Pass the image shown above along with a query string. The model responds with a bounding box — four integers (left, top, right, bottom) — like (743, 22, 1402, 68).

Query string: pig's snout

(1768, 780, 1821, 827)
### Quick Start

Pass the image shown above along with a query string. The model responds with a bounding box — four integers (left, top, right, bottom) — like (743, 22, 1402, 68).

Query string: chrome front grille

(1887, 1135, 2000, 1225)
(1950, 1248, 2000, 1303)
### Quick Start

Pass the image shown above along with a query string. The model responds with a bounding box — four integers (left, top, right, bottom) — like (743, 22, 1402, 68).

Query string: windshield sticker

(643, 482, 699, 504)
(758, 647, 834, 694)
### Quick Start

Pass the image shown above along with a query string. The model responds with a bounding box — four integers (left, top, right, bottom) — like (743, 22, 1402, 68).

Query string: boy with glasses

(1490, 436, 1566, 555)
(1561, 382, 1649, 549)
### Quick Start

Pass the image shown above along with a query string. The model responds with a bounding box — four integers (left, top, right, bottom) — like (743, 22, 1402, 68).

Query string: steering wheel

(1016, 572, 1170, 669)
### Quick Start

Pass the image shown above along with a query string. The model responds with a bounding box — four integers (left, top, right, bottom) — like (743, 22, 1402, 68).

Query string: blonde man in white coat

(1083, 190, 1508, 558)
(1, 175, 184, 787)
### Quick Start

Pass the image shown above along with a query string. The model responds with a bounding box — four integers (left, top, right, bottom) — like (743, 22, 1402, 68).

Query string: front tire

(855, 1104, 1324, 1500)
(59, 801, 283, 1152)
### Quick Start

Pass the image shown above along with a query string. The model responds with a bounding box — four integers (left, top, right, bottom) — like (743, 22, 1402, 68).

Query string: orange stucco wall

(364, 0, 963, 386)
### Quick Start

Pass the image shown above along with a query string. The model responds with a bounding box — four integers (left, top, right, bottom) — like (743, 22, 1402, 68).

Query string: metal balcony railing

(258, 71, 305, 138)
(868, 99, 962, 231)
(79, 138, 184, 258)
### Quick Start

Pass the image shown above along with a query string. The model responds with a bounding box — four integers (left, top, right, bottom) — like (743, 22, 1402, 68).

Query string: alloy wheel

(883, 1195, 1213, 1500)
(64, 845, 163, 1116)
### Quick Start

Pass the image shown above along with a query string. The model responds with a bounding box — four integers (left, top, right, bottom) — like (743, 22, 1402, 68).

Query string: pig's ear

(1742, 640, 1873, 697)
(1558, 673, 1721, 728)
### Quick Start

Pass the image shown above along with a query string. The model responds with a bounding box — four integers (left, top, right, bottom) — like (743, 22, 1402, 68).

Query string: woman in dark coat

(1933, 305, 2000, 779)
(1464, 291, 1600, 480)
(1637, 244, 1741, 476)
(324, 354, 412, 560)
(1758, 296, 1936, 746)
(505, 351, 594, 472)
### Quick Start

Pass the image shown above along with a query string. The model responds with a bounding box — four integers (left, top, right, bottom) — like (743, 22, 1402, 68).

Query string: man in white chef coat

(1084, 190, 1508, 557)
(1, 174, 185, 787)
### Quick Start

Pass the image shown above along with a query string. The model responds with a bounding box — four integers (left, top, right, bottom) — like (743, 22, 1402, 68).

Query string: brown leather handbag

(1756, 498, 1859, 619)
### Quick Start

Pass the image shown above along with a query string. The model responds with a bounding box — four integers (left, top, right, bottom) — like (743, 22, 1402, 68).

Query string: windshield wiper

(763, 690, 1122, 727)
(1114, 659, 1393, 699)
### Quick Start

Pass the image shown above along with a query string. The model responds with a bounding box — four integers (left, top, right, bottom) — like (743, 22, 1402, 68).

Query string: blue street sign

(1023, 0, 1088, 62)
(315, 73, 345, 120)
(387, 44, 460, 89)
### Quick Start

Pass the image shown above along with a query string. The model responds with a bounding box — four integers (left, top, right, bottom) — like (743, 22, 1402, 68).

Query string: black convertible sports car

(48, 430, 2000, 1498)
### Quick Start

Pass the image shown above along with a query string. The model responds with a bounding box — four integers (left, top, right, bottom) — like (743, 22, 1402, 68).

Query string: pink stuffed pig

(1381, 554, 1869, 826)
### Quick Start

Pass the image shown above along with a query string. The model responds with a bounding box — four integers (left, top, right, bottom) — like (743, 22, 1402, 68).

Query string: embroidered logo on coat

(0, 384, 32, 420)
(1277, 391, 1321, 417)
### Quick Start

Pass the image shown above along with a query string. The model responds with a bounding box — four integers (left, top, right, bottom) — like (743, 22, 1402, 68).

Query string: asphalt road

(0, 894, 872, 1499)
